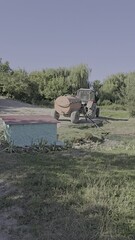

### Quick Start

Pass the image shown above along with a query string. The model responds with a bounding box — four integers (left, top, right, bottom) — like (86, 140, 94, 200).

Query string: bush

(100, 73, 127, 104)
(100, 100, 112, 106)
(126, 72, 135, 117)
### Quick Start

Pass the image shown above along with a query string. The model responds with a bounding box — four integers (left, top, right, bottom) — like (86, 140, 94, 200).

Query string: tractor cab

(76, 88, 95, 104)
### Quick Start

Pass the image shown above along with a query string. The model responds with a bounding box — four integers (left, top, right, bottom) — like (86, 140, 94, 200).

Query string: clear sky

(0, 0, 135, 81)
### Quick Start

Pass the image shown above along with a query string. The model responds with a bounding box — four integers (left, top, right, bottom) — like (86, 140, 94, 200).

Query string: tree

(0, 58, 14, 94)
(67, 64, 89, 94)
(126, 72, 135, 116)
(0, 58, 13, 74)
(100, 73, 127, 104)
(0, 59, 91, 103)
(29, 64, 89, 100)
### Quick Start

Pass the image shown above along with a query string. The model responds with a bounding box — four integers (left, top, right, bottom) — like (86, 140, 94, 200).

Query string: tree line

(93, 73, 135, 116)
(0, 58, 135, 116)
(0, 59, 89, 104)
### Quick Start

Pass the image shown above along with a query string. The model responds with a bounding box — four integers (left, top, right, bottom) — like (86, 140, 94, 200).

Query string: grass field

(0, 108, 135, 240)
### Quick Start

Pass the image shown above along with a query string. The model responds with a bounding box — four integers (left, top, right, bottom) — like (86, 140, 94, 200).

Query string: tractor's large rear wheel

(71, 111, 80, 123)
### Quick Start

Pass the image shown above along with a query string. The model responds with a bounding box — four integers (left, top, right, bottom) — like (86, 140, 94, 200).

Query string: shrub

(126, 72, 135, 117)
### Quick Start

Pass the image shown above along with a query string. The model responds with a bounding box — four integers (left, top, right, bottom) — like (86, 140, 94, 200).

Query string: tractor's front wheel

(71, 111, 80, 124)
(96, 107, 100, 118)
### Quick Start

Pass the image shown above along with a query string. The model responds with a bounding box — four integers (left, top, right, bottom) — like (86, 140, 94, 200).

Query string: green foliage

(0, 58, 13, 74)
(41, 64, 89, 99)
(1, 56, 135, 112)
(92, 80, 102, 93)
(67, 65, 89, 94)
(126, 72, 135, 116)
(101, 103, 127, 111)
(0, 58, 89, 103)
(100, 73, 127, 105)
(0, 72, 9, 94)
(0, 59, 13, 94)
(92, 80, 102, 103)
(3, 69, 41, 103)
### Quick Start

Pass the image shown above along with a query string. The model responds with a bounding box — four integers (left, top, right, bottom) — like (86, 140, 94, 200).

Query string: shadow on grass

(0, 150, 135, 239)
(69, 121, 104, 130)
(58, 117, 105, 126)
(99, 116, 129, 121)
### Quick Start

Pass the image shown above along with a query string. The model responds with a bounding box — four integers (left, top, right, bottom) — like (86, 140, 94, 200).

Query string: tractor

(53, 88, 100, 123)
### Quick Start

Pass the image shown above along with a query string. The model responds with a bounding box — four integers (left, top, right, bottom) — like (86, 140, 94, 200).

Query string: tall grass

(0, 149, 135, 239)
(0, 109, 135, 239)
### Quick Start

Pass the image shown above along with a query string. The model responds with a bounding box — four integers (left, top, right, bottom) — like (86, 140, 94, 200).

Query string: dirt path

(0, 97, 52, 116)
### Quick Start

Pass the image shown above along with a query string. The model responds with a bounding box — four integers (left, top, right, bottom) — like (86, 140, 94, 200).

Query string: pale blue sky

(0, 0, 135, 81)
